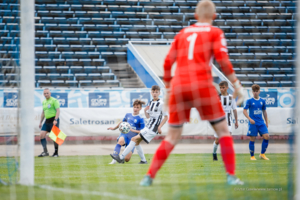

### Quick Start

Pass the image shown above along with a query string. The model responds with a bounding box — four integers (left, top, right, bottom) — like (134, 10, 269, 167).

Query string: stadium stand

(0, 0, 296, 87)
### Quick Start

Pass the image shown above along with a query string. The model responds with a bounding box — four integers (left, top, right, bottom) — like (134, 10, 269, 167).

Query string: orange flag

(49, 125, 67, 145)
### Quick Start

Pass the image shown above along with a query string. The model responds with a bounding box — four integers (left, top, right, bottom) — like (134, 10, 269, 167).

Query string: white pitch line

(38, 185, 148, 200)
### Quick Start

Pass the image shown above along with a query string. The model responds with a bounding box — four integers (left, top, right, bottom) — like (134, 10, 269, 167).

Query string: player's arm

(53, 100, 60, 126)
(243, 109, 255, 125)
(163, 34, 179, 111)
(262, 101, 268, 128)
(157, 114, 168, 134)
(233, 109, 238, 129)
(144, 105, 150, 119)
(39, 110, 45, 129)
(107, 121, 122, 131)
(243, 99, 255, 124)
(213, 30, 243, 105)
(263, 110, 268, 128)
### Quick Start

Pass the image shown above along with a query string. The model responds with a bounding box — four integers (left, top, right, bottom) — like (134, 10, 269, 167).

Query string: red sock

(219, 136, 235, 175)
(147, 140, 174, 179)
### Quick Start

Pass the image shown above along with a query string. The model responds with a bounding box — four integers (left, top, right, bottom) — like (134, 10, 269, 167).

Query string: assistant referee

(38, 88, 60, 157)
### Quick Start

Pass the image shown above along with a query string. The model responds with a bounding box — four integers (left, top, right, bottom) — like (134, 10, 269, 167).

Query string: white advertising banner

(0, 108, 293, 136)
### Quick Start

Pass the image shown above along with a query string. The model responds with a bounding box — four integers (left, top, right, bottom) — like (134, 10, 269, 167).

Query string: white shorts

(214, 125, 232, 138)
(139, 127, 157, 144)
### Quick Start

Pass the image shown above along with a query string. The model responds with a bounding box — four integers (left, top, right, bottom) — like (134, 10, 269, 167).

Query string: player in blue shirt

(107, 99, 147, 164)
(243, 84, 269, 160)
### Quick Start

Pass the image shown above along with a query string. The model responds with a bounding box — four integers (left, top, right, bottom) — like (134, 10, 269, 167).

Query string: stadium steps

(109, 63, 145, 88)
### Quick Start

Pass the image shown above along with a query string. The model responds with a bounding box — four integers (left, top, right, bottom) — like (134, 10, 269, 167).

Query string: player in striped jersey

(213, 81, 238, 161)
(111, 85, 169, 164)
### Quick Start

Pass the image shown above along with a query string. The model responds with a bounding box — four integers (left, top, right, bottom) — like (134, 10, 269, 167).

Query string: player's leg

(247, 124, 258, 160)
(38, 130, 49, 157)
(136, 145, 147, 164)
(259, 124, 270, 160)
(140, 126, 182, 186)
(109, 135, 126, 164)
(111, 135, 142, 163)
(124, 152, 133, 162)
(212, 119, 243, 185)
(213, 134, 219, 161)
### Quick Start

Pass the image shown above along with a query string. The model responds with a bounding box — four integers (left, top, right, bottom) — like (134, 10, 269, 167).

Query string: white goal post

(19, 0, 35, 185)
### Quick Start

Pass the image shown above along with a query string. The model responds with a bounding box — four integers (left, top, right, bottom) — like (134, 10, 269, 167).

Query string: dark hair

(219, 81, 228, 87)
(133, 99, 145, 107)
(151, 85, 160, 91)
(252, 84, 260, 91)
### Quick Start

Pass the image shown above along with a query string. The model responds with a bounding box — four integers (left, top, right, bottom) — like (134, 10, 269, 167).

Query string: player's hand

(39, 123, 42, 129)
(158, 127, 162, 134)
(249, 119, 255, 124)
(235, 121, 238, 129)
(53, 120, 57, 126)
(144, 106, 150, 111)
(107, 127, 114, 130)
(232, 79, 244, 106)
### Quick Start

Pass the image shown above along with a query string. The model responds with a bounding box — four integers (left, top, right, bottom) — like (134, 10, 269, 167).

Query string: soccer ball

(119, 122, 131, 134)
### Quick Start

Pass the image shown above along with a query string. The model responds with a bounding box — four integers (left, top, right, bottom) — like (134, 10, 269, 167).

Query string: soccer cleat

(140, 175, 153, 186)
(138, 160, 148, 164)
(109, 159, 117, 164)
(250, 156, 257, 160)
(213, 153, 218, 161)
(52, 153, 59, 157)
(259, 154, 269, 160)
(227, 174, 244, 185)
(38, 152, 49, 157)
(110, 154, 124, 164)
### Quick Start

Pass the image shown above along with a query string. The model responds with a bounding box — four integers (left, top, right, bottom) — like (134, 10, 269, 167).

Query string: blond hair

(195, 0, 216, 20)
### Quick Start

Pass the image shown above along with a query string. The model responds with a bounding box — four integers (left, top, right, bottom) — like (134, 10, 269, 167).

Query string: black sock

(54, 142, 58, 154)
(41, 138, 48, 153)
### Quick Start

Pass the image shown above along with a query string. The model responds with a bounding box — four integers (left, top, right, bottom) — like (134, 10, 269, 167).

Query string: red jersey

(163, 23, 234, 86)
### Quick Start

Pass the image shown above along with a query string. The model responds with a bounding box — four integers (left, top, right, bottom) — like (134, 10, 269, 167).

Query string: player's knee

(263, 134, 269, 140)
(118, 140, 125, 145)
(125, 158, 130, 162)
(215, 139, 219, 145)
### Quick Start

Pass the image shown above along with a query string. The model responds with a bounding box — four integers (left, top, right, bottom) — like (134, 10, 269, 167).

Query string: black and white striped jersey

(145, 99, 168, 133)
(219, 94, 237, 126)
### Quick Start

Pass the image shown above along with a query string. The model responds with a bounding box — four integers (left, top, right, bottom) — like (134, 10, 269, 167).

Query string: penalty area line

(37, 185, 149, 200)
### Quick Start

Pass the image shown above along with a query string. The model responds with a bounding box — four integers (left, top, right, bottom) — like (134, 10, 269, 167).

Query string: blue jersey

(122, 113, 145, 138)
(244, 97, 266, 125)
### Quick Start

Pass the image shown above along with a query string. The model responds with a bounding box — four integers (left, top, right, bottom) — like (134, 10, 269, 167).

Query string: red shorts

(168, 82, 225, 125)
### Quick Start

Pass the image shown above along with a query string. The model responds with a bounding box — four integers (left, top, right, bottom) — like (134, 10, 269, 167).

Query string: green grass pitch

(0, 154, 291, 200)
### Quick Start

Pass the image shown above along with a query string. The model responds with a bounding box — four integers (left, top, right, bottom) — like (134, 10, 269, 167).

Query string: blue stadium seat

(79, 80, 92, 87)
(267, 81, 280, 87)
(241, 81, 253, 87)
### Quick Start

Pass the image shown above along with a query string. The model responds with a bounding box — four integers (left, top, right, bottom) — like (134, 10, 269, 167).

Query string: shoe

(227, 174, 244, 185)
(52, 153, 59, 157)
(213, 153, 218, 161)
(250, 156, 256, 160)
(138, 160, 148, 164)
(109, 159, 117, 164)
(110, 154, 124, 164)
(140, 175, 153, 186)
(259, 154, 269, 160)
(38, 152, 49, 157)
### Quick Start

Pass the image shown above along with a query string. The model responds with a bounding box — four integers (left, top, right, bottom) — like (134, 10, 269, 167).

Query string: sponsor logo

(70, 118, 115, 125)
(48, 104, 51, 108)
(89, 93, 110, 108)
(287, 118, 298, 124)
(254, 109, 262, 115)
(130, 92, 150, 107)
(52, 93, 68, 108)
(4, 93, 18, 108)
(260, 92, 277, 107)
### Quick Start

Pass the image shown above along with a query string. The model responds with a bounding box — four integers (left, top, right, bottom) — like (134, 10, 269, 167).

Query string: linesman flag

(49, 125, 67, 145)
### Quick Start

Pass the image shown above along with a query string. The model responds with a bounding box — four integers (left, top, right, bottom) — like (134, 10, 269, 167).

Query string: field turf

(0, 154, 291, 200)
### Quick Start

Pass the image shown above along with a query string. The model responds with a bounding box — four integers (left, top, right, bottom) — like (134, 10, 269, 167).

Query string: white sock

(120, 141, 136, 160)
(213, 141, 219, 154)
(136, 145, 146, 162)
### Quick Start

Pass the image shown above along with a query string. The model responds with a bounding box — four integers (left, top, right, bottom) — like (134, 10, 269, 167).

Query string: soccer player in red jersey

(140, 0, 245, 186)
